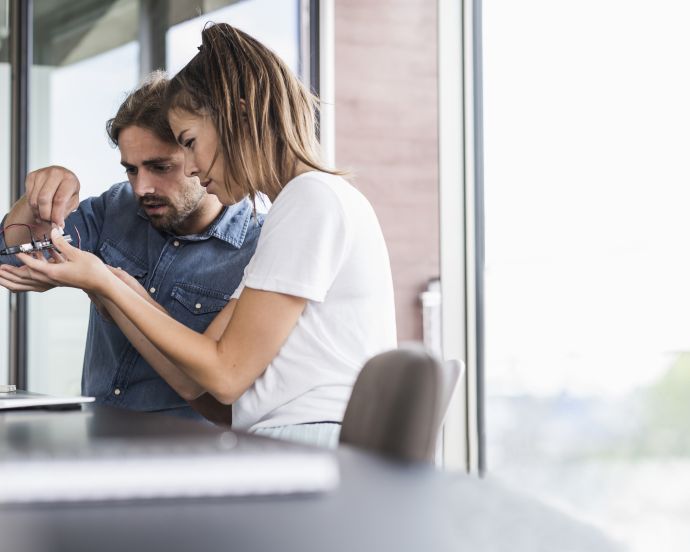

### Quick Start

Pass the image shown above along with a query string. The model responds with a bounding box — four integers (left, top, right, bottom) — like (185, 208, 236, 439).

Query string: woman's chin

(209, 187, 237, 205)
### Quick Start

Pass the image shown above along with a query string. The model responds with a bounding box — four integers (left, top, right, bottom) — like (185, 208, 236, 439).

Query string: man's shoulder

(100, 181, 136, 205)
(66, 182, 145, 243)
(79, 181, 139, 217)
(210, 197, 264, 250)
(241, 212, 264, 248)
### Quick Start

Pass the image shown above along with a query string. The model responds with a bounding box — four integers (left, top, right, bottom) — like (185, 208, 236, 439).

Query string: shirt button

(173, 240, 180, 247)
(149, 287, 156, 293)
(195, 303, 202, 310)
(114, 388, 121, 396)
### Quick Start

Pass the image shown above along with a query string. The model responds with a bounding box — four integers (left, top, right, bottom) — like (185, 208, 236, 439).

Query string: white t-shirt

(230, 171, 397, 431)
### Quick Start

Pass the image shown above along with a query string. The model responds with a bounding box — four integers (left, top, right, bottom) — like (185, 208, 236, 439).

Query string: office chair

(339, 348, 462, 463)
(439, 358, 463, 423)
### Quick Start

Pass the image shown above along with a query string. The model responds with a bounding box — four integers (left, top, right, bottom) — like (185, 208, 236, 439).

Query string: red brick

(335, 0, 439, 342)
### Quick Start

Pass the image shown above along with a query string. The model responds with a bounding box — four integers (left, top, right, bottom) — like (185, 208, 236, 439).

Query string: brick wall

(334, 0, 439, 341)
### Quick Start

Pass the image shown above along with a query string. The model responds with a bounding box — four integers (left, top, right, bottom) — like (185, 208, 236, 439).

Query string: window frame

(438, 0, 485, 474)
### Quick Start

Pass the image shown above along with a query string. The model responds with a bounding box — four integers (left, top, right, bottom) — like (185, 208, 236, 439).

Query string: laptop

(0, 406, 340, 503)
(0, 388, 95, 410)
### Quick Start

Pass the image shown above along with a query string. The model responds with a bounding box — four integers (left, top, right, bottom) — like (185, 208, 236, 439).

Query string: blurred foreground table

(0, 405, 620, 552)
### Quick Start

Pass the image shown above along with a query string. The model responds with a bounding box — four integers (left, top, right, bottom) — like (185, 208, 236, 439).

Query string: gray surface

(0, 406, 622, 552)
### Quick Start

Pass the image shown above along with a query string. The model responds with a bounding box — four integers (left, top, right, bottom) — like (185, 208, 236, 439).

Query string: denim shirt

(0, 182, 262, 419)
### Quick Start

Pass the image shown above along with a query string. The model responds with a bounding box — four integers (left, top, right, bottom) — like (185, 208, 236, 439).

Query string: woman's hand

(16, 227, 113, 294)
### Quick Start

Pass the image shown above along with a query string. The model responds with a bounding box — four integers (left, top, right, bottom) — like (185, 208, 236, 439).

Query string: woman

(17, 23, 397, 448)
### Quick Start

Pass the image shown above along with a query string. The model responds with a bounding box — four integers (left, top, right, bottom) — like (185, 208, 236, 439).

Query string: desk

(0, 406, 620, 552)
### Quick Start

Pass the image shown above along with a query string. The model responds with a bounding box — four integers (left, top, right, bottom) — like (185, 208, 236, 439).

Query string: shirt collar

(137, 197, 258, 248)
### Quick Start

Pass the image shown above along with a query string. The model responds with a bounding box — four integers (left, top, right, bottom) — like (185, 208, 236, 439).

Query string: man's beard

(139, 191, 205, 234)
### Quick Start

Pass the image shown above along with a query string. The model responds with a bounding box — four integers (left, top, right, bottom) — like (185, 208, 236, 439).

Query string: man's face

(118, 125, 215, 234)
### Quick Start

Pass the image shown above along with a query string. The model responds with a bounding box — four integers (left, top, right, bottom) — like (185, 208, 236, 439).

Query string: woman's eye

(184, 138, 195, 149)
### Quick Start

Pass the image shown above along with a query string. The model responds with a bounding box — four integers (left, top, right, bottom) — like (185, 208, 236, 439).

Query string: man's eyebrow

(142, 157, 173, 166)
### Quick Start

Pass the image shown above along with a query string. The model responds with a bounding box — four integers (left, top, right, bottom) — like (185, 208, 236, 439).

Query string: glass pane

(26, 0, 301, 396)
(28, 0, 140, 394)
(483, 1, 690, 550)
(0, 0, 9, 384)
(166, 0, 299, 76)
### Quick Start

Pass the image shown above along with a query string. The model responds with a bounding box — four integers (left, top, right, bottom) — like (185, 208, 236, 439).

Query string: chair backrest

(339, 348, 447, 463)
(439, 359, 464, 423)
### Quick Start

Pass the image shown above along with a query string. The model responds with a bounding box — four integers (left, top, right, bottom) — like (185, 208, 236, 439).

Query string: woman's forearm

(14, 236, 250, 403)
(99, 292, 235, 425)
(17, 236, 304, 406)
(99, 295, 206, 401)
(98, 273, 243, 404)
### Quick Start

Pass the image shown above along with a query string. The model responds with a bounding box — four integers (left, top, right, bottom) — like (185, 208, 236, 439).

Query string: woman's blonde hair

(166, 23, 340, 204)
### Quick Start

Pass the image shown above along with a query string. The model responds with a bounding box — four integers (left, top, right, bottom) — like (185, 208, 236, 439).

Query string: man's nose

(131, 171, 155, 197)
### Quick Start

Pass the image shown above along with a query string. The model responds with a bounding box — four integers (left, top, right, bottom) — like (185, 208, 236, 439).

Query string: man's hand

(0, 264, 55, 292)
(26, 166, 80, 227)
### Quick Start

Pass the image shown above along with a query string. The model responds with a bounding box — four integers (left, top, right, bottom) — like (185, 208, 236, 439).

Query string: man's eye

(124, 167, 137, 175)
(152, 165, 172, 173)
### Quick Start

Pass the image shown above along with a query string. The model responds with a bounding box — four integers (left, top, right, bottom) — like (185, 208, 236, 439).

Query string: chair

(339, 348, 462, 463)
(439, 358, 464, 423)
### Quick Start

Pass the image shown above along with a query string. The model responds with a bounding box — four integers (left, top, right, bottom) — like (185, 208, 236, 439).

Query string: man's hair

(106, 70, 176, 147)
(165, 23, 341, 205)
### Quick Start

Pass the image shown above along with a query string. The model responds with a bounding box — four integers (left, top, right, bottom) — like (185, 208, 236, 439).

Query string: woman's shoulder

(281, 171, 368, 208)
(284, 170, 345, 192)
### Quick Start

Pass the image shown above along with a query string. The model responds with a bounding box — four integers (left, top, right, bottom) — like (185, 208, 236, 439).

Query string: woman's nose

(183, 150, 199, 178)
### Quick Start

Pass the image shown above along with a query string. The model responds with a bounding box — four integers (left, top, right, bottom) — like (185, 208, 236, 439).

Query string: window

(483, 1, 690, 549)
(22, 0, 302, 394)
(166, 0, 299, 76)
(28, 0, 140, 394)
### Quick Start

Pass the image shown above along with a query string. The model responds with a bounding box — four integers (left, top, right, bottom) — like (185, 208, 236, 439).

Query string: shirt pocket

(169, 283, 231, 332)
(99, 240, 148, 284)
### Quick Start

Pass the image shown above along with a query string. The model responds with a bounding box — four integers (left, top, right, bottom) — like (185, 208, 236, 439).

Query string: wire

(73, 224, 82, 249)
(0, 223, 81, 256)
(0, 223, 38, 255)
(0, 223, 38, 240)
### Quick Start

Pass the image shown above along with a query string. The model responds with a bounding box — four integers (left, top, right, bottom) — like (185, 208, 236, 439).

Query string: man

(0, 72, 262, 423)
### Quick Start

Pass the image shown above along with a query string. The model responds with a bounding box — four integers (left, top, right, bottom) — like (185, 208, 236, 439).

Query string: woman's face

(168, 108, 238, 205)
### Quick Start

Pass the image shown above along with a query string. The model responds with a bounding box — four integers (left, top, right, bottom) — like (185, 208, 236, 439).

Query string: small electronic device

(0, 229, 72, 256)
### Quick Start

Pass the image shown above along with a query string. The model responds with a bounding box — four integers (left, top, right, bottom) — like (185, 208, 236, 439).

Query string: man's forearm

(3, 196, 52, 246)
(188, 394, 232, 427)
